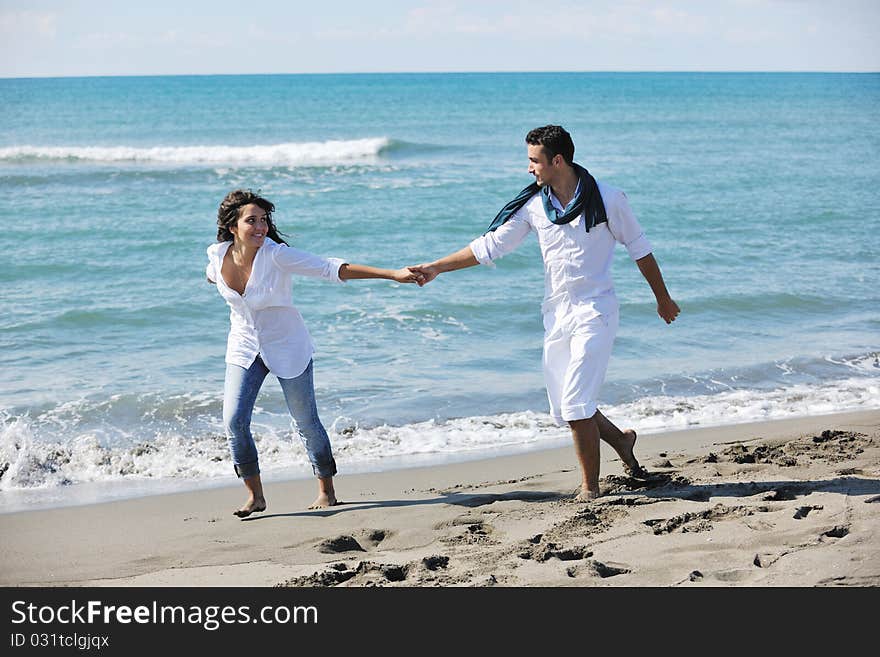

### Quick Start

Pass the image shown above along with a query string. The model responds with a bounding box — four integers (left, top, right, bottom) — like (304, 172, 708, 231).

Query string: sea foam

(0, 138, 392, 166)
(1, 375, 877, 502)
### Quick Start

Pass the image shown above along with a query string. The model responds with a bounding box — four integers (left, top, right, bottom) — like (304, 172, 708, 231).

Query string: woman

(207, 189, 421, 517)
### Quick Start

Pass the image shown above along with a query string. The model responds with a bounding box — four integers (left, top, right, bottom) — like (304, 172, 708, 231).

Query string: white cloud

(651, 7, 710, 35)
(0, 10, 58, 38)
(76, 31, 144, 48)
(74, 28, 231, 51)
(406, 3, 460, 29)
(724, 26, 779, 45)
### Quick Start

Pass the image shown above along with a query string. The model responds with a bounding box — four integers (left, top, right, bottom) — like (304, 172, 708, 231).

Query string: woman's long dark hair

(216, 189, 289, 245)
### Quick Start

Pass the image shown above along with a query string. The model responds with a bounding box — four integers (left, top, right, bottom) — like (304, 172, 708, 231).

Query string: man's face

(527, 144, 557, 187)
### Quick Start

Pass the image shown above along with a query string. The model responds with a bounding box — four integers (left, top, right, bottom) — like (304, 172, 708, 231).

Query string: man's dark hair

(216, 189, 288, 245)
(526, 125, 575, 166)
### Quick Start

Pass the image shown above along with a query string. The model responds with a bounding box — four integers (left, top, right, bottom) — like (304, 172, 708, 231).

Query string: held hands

(408, 264, 440, 287)
(657, 296, 681, 324)
(392, 267, 427, 285)
(392, 263, 439, 287)
(403, 246, 475, 286)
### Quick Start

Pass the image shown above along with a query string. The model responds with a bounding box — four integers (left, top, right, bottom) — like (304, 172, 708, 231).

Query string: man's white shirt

(469, 180, 652, 321)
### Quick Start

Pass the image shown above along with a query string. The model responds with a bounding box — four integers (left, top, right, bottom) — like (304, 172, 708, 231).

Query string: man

(412, 125, 680, 500)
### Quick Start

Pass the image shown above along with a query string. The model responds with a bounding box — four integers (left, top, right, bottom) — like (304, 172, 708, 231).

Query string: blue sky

(1, 0, 878, 77)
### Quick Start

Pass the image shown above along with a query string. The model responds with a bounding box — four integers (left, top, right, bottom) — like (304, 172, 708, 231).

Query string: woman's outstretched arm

(338, 263, 425, 284)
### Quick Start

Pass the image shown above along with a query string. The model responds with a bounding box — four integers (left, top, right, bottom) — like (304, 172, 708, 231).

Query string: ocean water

(1, 72, 878, 512)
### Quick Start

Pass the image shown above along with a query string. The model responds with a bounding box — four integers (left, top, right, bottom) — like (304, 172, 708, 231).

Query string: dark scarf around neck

(485, 163, 607, 234)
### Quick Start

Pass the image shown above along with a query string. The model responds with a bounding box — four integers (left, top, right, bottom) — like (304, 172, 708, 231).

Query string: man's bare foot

(620, 429, 650, 478)
(308, 493, 338, 509)
(233, 498, 266, 518)
(575, 487, 601, 502)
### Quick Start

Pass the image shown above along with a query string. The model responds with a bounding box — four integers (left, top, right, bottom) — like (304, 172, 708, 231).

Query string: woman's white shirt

(206, 240, 345, 378)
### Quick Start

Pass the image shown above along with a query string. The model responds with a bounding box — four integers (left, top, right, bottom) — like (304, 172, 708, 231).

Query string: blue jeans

(223, 356, 337, 479)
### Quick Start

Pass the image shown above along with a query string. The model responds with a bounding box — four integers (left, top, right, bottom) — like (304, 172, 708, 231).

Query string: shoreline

(1, 408, 877, 586)
(3, 406, 878, 516)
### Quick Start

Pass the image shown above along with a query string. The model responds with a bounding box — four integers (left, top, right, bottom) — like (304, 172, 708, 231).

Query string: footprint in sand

(358, 528, 391, 548)
(316, 535, 365, 554)
(645, 504, 755, 535)
(421, 555, 450, 571)
(587, 560, 631, 578)
(822, 525, 849, 539)
(280, 560, 411, 587)
(441, 519, 497, 546)
(317, 530, 394, 554)
(753, 553, 781, 568)
(792, 505, 823, 519)
(518, 539, 592, 562)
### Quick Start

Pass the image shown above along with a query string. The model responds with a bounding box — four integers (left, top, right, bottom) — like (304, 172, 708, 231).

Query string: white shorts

(542, 302, 618, 425)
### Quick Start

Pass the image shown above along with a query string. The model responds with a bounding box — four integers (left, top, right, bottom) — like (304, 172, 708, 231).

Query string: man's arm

(635, 253, 680, 324)
(410, 246, 479, 287)
(412, 211, 532, 286)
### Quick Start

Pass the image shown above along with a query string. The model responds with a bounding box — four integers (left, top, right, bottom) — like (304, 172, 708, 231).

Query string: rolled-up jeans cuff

(234, 461, 260, 478)
(313, 457, 337, 479)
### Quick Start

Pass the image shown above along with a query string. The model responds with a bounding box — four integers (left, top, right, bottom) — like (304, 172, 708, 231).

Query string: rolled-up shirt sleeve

(272, 244, 346, 282)
(607, 190, 652, 261)
(469, 211, 532, 267)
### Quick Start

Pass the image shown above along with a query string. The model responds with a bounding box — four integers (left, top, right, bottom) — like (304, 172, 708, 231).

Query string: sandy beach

(1, 409, 878, 587)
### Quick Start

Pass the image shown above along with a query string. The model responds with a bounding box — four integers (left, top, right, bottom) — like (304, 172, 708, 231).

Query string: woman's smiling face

(231, 203, 269, 248)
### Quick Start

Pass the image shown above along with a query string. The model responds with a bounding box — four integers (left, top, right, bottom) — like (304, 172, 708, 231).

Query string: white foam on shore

(605, 376, 880, 431)
(0, 138, 391, 166)
(1, 375, 878, 510)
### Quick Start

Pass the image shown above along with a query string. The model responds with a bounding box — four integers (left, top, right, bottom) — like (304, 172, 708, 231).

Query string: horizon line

(2, 69, 878, 81)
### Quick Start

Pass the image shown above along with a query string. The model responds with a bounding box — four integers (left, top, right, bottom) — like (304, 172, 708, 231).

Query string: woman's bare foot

(308, 476, 338, 509)
(308, 492, 338, 509)
(233, 497, 266, 518)
(620, 429, 649, 479)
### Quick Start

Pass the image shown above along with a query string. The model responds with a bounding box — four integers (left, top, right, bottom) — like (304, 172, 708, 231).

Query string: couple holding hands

(206, 125, 680, 518)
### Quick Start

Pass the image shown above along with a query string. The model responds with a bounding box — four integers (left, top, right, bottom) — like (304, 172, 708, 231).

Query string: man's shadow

(597, 472, 880, 504)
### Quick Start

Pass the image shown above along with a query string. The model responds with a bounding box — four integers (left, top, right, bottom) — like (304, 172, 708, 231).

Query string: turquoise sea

(1, 72, 878, 511)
